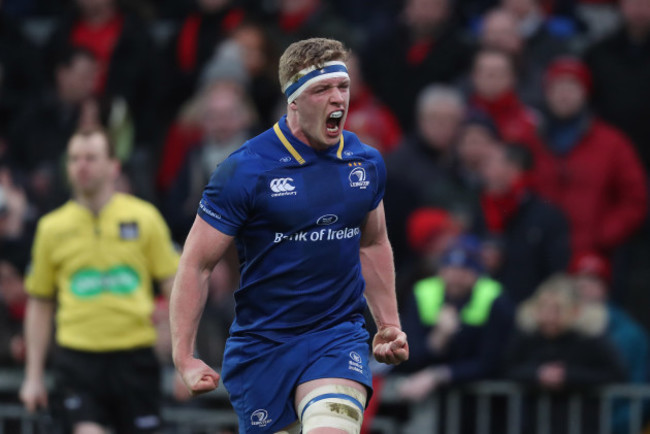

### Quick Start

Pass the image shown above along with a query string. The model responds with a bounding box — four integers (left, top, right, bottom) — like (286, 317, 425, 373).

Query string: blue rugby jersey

(198, 115, 386, 340)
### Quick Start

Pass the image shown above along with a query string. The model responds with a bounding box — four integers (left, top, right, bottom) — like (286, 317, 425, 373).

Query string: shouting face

(289, 75, 350, 150)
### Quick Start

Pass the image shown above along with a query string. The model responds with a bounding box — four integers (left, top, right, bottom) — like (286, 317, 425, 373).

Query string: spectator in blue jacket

(571, 252, 650, 434)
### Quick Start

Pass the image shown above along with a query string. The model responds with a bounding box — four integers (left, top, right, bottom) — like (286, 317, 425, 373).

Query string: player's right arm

(20, 297, 54, 412)
(170, 215, 233, 395)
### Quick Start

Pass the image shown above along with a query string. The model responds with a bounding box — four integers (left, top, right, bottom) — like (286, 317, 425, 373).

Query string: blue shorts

(221, 321, 373, 433)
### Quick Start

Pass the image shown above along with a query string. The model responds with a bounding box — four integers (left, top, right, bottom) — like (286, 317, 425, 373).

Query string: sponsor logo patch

(270, 178, 297, 197)
(70, 266, 140, 298)
(274, 227, 360, 243)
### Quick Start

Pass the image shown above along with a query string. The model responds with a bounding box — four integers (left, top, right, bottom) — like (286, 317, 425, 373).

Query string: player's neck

(286, 111, 309, 144)
(75, 186, 115, 215)
(286, 111, 330, 151)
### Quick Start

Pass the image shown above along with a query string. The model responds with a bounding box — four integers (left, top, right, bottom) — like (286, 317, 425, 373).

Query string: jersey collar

(273, 116, 345, 164)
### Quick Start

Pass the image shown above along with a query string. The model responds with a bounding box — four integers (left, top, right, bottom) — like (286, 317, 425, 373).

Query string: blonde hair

(278, 38, 349, 91)
(532, 274, 580, 306)
(517, 273, 606, 336)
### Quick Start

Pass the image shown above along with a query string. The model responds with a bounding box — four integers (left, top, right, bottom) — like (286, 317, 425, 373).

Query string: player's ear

(288, 100, 298, 112)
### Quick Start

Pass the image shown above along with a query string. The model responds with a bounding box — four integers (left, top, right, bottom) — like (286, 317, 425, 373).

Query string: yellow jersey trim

(336, 135, 344, 159)
(273, 122, 345, 162)
(274, 122, 306, 165)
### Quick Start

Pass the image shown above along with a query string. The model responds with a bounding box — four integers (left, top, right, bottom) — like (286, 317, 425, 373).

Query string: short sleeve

(370, 148, 386, 211)
(198, 151, 256, 236)
(24, 219, 56, 299)
(144, 205, 180, 280)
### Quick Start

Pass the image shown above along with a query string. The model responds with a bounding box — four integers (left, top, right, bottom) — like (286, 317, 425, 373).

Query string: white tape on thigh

(297, 385, 366, 434)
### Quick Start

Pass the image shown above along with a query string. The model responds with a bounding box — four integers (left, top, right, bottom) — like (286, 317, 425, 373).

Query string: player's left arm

(360, 201, 409, 365)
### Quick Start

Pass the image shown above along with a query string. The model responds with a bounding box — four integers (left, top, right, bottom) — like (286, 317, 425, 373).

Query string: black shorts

(52, 346, 162, 433)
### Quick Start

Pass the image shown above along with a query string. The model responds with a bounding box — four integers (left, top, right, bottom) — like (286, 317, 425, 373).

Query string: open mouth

(326, 110, 343, 134)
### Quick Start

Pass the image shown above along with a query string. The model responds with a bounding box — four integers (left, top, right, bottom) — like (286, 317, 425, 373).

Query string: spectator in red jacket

(584, 0, 650, 169)
(469, 49, 541, 148)
(533, 57, 648, 260)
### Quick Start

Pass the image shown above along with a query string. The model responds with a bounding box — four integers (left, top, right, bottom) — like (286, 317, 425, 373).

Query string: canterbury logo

(270, 178, 295, 193)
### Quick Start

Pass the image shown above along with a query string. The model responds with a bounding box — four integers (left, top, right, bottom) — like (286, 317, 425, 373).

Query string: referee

(20, 128, 179, 434)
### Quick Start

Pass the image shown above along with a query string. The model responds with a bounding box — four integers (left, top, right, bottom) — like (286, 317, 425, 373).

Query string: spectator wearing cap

(476, 144, 570, 303)
(584, 0, 650, 169)
(407, 208, 463, 263)
(395, 207, 462, 307)
(532, 57, 647, 263)
(396, 236, 514, 400)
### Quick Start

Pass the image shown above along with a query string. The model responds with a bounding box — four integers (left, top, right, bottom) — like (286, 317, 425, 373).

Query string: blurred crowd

(1, 0, 650, 431)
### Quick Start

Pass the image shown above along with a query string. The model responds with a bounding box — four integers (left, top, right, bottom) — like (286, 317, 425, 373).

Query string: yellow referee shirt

(26, 193, 179, 352)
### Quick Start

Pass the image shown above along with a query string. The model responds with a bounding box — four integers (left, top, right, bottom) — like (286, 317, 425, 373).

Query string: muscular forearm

(169, 262, 210, 367)
(361, 239, 400, 329)
(24, 298, 54, 380)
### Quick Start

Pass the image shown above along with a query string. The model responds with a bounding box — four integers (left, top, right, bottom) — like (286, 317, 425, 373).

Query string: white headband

(283, 61, 349, 104)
